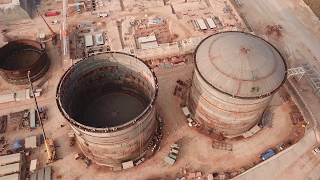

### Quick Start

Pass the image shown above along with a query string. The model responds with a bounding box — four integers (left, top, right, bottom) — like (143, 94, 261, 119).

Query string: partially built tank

(188, 31, 287, 136)
(0, 39, 50, 85)
(56, 52, 159, 168)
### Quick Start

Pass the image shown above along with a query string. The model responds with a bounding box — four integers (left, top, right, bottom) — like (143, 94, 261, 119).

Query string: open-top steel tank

(0, 39, 50, 85)
(56, 52, 158, 168)
(188, 31, 287, 136)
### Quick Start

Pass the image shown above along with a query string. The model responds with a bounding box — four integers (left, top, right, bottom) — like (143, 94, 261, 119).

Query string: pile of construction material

(175, 169, 203, 180)
(68, 132, 75, 147)
(0, 88, 42, 104)
(0, 136, 8, 154)
(18, 107, 47, 129)
(74, 153, 92, 167)
(181, 106, 199, 128)
(0, 115, 7, 133)
(147, 115, 164, 155)
(212, 141, 233, 151)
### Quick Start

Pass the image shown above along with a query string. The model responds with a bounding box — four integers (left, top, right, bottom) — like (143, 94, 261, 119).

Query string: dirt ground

(304, 0, 320, 18)
(231, 0, 320, 179)
(1, 0, 319, 179)
(0, 50, 305, 179)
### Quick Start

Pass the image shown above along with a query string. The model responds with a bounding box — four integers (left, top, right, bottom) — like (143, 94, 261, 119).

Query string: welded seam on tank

(190, 88, 267, 115)
(192, 73, 271, 106)
(75, 116, 156, 145)
(70, 108, 156, 139)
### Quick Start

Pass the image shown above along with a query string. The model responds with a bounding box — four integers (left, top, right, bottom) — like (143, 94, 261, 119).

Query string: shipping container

(164, 156, 175, 165)
(196, 19, 207, 30)
(44, 11, 60, 17)
(94, 33, 104, 46)
(29, 109, 36, 129)
(122, 161, 134, 169)
(84, 35, 94, 47)
(181, 107, 190, 117)
(205, 18, 216, 29)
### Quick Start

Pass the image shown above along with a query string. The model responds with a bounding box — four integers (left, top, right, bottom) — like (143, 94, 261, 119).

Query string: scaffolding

(302, 64, 320, 96)
(287, 67, 305, 81)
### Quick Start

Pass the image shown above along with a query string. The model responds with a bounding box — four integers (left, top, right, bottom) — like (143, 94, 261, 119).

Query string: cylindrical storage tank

(0, 39, 50, 85)
(189, 31, 287, 136)
(56, 52, 158, 167)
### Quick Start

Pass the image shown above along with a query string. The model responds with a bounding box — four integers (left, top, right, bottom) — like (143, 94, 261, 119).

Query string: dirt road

(239, 0, 320, 63)
(234, 0, 320, 179)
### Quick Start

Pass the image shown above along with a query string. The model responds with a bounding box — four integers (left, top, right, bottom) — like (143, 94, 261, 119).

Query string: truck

(97, 13, 108, 18)
(260, 149, 276, 161)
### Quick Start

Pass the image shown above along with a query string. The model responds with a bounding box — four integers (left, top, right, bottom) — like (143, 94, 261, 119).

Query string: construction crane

(36, 9, 58, 45)
(27, 71, 56, 163)
(61, 0, 70, 62)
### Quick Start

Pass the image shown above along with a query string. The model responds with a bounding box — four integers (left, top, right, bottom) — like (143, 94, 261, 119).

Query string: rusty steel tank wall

(0, 39, 50, 85)
(189, 70, 273, 136)
(56, 52, 158, 167)
(71, 107, 157, 167)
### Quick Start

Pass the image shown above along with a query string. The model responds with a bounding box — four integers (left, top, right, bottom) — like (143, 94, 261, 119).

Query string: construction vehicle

(27, 71, 56, 164)
(37, 10, 58, 45)
(260, 149, 276, 161)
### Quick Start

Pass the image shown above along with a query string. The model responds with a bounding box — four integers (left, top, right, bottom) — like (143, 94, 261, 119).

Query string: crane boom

(27, 71, 55, 163)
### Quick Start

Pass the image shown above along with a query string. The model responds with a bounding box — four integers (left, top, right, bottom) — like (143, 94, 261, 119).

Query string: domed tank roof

(195, 31, 287, 99)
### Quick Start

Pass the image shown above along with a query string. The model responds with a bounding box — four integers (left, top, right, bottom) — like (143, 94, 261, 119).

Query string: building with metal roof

(0, 163, 20, 177)
(0, 173, 20, 180)
(0, 153, 21, 166)
(188, 31, 287, 136)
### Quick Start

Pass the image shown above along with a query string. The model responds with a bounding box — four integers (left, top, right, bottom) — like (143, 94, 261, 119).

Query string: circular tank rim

(56, 51, 159, 133)
(194, 31, 288, 100)
(0, 39, 46, 71)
